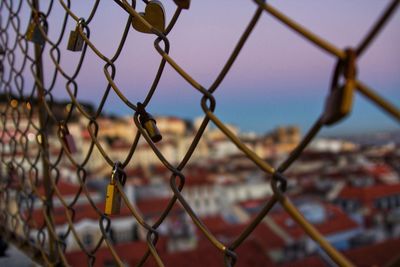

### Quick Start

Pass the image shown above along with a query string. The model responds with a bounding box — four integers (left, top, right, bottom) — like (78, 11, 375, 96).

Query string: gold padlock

(26, 21, 45, 45)
(131, 0, 166, 34)
(322, 83, 353, 125)
(137, 102, 162, 143)
(67, 20, 85, 52)
(105, 181, 121, 215)
(322, 49, 356, 125)
(105, 163, 125, 215)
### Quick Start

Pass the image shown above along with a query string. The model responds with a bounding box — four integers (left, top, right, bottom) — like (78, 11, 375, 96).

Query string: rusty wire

(0, 0, 399, 266)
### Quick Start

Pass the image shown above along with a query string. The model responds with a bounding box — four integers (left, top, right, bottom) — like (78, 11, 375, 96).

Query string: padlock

(131, 1, 165, 34)
(322, 49, 356, 125)
(67, 22, 84, 51)
(105, 181, 121, 215)
(59, 123, 77, 154)
(26, 21, 45, 45)
(137, 103, 162, 143)
(322, 83, 353, 125)
(105, 164, 125, 215)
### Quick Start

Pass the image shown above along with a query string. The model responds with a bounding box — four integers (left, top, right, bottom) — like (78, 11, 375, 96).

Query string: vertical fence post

(31, 0, 57, 263)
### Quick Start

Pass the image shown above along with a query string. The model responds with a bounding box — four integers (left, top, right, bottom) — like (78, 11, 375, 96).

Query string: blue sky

(36, 0, 400, 135)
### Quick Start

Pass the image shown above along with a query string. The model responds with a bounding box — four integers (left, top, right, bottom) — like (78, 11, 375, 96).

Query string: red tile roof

(36, 180, 84, 198)
(239, 197, 269, 210)
(280, 238, 400, 267)
(270, 202, 359, 240)
(199, 216, 285, 250)
(280, 255, 325, 267)
(344, 238, 400, 267)
(136, 197, 183, 218)
(159, 238, 274, 267)
(66, 239, 167, 267)
(338, 183, 400, 203)
(29, 196, 182, 228)
(365, 164, 394, 176)
(65, 236, 275, 267)
(250, 222, 286, 249)
(30, 202, 119, 227)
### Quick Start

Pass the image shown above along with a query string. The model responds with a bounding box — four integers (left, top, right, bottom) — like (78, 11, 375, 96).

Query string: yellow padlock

(105, 164, 125, 215)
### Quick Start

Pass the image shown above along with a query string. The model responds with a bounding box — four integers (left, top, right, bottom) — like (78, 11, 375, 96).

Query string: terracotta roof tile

(338, 183, 400, 203)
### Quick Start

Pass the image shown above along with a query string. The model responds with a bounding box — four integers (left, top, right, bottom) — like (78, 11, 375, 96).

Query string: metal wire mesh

(0, 0, 399, 266)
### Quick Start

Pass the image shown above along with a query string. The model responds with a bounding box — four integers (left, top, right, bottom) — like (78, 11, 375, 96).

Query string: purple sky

(34, 0, 400, 135)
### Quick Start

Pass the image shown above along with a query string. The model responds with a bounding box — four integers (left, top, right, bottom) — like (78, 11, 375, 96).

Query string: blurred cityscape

(1, 99, 400, 266)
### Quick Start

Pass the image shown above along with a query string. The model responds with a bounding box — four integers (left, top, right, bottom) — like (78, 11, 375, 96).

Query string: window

(131, 224, 139, 241)
(82, 232, 93, 248)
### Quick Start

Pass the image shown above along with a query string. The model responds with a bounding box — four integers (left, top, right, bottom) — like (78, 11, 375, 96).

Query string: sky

(21, 0, 400, 135)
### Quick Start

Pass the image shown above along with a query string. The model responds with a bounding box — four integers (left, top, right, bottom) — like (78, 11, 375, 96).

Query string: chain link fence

(0, 0, 399, 266)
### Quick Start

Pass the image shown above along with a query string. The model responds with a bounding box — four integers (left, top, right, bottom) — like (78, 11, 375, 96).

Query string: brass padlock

(26, 21, 45, 45)
(105, 163, 126, 215)
(137, 102, 162, 143)
(59, 123, 77, 154)
(105, 180, 121, 215)
(322, 49, 356, 125)
(67, 20, 85, 51)
(322, 84, 353, 125)
(131, 0, 165, 34)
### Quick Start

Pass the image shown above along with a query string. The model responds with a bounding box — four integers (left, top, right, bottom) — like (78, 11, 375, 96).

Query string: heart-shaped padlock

(131, 0, 165, 34)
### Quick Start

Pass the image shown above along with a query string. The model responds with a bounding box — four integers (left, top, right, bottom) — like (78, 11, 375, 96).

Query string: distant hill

(0, 93, 95, 123)
(343, 130, 400, 146)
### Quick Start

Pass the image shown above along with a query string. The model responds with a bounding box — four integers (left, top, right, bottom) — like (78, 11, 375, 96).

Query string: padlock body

(63, 133, 77, 154)
(105, 184, 121, 215)
(323, 84, 353, 125)
(144, 120, 162, 143)
(67, 30, 84, 51)
(26, 23, 44, 45)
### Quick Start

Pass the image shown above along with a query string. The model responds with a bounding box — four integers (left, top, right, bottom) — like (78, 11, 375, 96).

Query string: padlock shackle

(136, 102, 162, 143)
(137, 102, 153, 125)
(59, 121, 69, 133)
(329, 48, 357, 92)
(110, 162, 126, 185)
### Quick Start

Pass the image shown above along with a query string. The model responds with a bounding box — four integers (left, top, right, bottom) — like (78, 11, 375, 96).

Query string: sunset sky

(33, 0, 399, 135)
